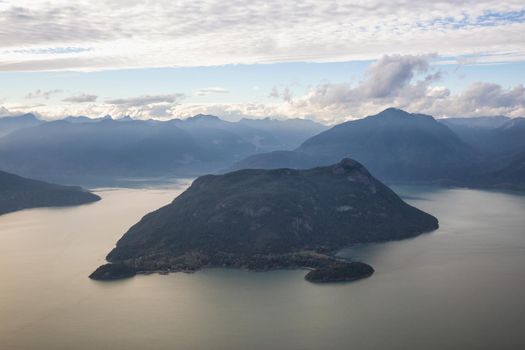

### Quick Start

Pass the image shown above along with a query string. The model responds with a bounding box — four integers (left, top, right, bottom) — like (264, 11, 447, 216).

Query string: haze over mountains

(232, 108, 478, 183)
(442, 116, 525, 190)
(0, 113, 326, 186)
(0, 113, 43, 138)
(0, 108, 523, 189)
(231, 108, 525, 189)
(441, 116, 525, 156)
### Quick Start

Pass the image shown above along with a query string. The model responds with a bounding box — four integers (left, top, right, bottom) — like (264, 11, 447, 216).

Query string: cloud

(105, 93, 184, 107)
(62, 93, 98, 103)
(13, 47, 92, 55)
(194, 87, 229, 96)
(6, 55, 525, 122)
(360, 54, 432, 98)
(93, 93, 185, 118)
(269, 87, 280, 98)
(0, 1, 524, 71)
(269, 87, 293, 102)
(426, 82, 525, 117)
(261, 54, 440, 123)
(276, 54, 525, 122)
(24, 89, 62, 99)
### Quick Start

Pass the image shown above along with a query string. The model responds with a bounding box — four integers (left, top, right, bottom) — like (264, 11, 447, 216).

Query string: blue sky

(1, 0, 524, 123)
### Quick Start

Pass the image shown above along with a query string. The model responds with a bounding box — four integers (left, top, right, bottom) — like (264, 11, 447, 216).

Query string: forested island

(91, 159, 438, 283)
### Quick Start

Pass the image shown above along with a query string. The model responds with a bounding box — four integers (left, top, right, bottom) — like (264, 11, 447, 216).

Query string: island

(0, 170, 100, 215)
(90, 158, 438, 283)
(304, 261, 375, 283)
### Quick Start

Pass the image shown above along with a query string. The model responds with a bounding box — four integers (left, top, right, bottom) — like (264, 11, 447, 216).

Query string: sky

(0, 0, 524, 124)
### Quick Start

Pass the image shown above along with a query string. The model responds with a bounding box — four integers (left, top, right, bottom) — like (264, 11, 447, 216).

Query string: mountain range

(0, 114, 326, 186)
(441, 116, 525, 156)
(1, 109, 523, 190)
(231, 108, 480, 184)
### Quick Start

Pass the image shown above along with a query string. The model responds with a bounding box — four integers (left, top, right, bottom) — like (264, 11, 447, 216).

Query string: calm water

(1, 184, 525, 350)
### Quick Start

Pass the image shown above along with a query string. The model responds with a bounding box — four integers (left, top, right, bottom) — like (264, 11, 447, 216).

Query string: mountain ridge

(0, 169, 100, 215)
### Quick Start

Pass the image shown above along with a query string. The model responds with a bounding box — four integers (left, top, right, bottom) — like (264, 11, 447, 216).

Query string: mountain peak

(0, 113, 40, 122)
(367, 108, 436, 124)
(333, 158, 365, 173)
(374, 107, 412, 119)
(18, 113, 40, 121)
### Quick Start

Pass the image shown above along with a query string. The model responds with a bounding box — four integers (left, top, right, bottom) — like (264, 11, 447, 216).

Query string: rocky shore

(90, 250, 374, 283)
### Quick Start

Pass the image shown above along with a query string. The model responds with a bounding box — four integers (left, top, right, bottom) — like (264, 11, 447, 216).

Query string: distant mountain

(0, 115, 325, 186)
(237, 117, 328, 150)
(63, 115, 113, 124)
(494, 117, 525, 154)
(0, 113, 43, 138)
(172, 114, 326, 152)
(438, 116, 525, 190)
(90, 158, 438, 281)
(0, 170, 100, 215)
(440, 116, 525, 155)
(440, 116, 511, 129)
(472, 151, 525, 190)
(232, 108, 477, 184)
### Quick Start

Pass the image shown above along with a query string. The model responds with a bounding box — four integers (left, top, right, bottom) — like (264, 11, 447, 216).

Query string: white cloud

(360, 54, 432, 98)
(274, 55, 525, 122)
(194, 87, 229, 96)
(270, 87, 293, 102)
(105, 94, 184, 107)
(24, 89, 62, 99)
(426, 83, 525, 117)
(62, 93, 97, 103)
(0, 1, 524, 71)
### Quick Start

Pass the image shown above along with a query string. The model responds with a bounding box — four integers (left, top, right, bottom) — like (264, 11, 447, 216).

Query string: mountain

(440, 116, 525, 155)
(0, 115, 325, 186)
(237, 117, 328, 150)
(172, 114, 326, 152)
(0, 113, 43, 138)
(438, 116, 525, 190)
(90, 158, 438, 281)
(493, 117, 525, 154)
(231, 108, 477, 184)
(472, 151, 525, 190)
(0, 170, 100, 215)
(63, 115, 113, 123)
(440, 116, 511, 129)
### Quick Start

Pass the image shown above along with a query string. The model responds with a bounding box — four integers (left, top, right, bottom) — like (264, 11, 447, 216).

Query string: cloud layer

(0, 1, 524, 71)
(3, 55, 524, 123)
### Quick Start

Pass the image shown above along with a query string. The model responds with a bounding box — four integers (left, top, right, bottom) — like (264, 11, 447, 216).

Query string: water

(1, 184, 525, 350)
